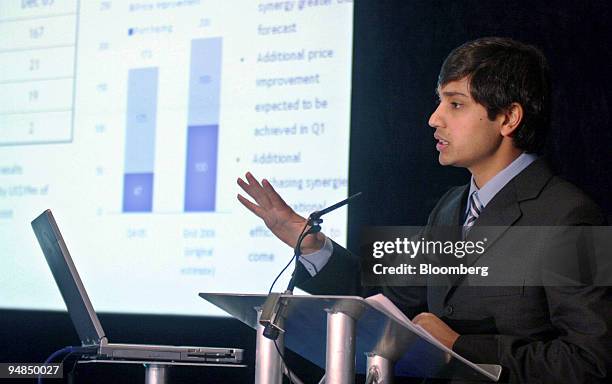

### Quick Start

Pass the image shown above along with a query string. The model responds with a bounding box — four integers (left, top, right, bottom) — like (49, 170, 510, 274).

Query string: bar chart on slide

(0, 0, 79, 146)
(121, 38, 222, 214)
(184, 38, 221, 213)
(122, 67, 158, 213)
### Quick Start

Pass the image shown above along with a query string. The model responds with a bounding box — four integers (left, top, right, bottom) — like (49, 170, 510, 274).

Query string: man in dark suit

(237, 37, 611, 383)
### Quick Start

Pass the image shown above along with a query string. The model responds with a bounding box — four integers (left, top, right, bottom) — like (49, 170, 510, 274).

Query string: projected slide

(0, 0, 353, 316)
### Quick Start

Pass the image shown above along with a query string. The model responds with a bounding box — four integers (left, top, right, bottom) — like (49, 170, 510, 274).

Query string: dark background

(1, 1, 610, 383)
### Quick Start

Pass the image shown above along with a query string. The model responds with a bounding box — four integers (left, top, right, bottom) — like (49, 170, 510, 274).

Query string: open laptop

(31, 209, 243, 364)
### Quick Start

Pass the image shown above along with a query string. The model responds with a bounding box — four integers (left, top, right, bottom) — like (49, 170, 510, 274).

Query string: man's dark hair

(438, 37, 551, 153)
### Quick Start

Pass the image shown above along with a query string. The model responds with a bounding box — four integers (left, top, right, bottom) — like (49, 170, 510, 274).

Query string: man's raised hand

(237, 172, 325, 254)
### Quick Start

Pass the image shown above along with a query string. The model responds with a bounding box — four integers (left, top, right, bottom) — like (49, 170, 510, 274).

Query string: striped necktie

(463, 191, 483, 238)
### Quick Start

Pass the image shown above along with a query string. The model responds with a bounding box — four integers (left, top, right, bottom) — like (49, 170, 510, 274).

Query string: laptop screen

(31, 210, 106, 346)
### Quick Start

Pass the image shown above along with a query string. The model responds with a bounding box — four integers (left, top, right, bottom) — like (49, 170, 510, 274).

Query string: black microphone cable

(267, 220, 309, 294)
(265, 220, 311, 384)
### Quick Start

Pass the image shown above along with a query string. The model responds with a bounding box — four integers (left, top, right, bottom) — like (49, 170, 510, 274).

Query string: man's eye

(451, 102, 462, 109)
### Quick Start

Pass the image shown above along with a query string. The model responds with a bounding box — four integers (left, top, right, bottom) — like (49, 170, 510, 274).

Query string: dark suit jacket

(297, 158, 611, 383)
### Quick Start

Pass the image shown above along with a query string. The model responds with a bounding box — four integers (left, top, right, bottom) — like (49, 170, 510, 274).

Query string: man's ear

(500, 103, 523, 137)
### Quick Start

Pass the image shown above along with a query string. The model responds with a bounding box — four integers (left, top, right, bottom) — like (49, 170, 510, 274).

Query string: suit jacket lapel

(438, 185, 469, 226)
(463, 183, 522, 263)
(443, 158, 554, 302)
(427, 186, 467, 290)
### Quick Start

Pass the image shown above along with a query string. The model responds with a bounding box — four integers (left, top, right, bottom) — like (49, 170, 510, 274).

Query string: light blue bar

(188, 38, 222, 126)
(124, 67, 158, 173)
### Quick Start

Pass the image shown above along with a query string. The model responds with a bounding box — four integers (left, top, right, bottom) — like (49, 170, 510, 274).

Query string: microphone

(287, 191, 363, 293)
(307, 191, 363, 222)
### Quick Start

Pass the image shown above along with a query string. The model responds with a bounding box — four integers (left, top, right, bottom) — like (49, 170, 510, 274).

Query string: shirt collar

(467, 152, 538, 211)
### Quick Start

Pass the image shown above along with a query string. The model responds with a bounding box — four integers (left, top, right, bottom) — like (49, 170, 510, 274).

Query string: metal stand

(201, 293, 503, 383)
(325, 310, 356, 384)
(255, 309, 284, 384)
(144, 364, 168, 384)
(366, 354, 394, 384)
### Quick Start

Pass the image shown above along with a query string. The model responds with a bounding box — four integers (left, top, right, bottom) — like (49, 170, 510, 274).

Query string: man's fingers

(245, 172, 262, 188)
(239, 173, 272, 208)
(237, 177, 256, 197)
(245, 172, 268, 197)
(237, 177, 261, 203)
(262, 178, 288, 207)
(237, 194, 265, 218)
(412, 312, 434, 324)
(237, 177, 249, 192)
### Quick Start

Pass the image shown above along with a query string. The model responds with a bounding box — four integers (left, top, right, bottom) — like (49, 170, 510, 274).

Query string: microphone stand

(284, 213, 322, 293)
(260, 192, 362, 341)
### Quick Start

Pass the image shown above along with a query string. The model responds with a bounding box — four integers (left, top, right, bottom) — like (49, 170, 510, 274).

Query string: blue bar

(123, 67, 158, 212)
(184, 38, 222, 212)
(123, 173, 154, 212)
(184, 125, 218, 211)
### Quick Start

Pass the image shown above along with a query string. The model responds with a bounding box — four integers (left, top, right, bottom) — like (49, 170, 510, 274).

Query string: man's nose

(428, 104, 443, 129)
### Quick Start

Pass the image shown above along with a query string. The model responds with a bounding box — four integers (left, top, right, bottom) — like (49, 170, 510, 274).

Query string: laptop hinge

(82, 336, 107, 347)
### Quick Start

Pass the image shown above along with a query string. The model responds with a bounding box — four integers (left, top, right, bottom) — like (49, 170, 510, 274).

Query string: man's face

(428, 78, 505, 171)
